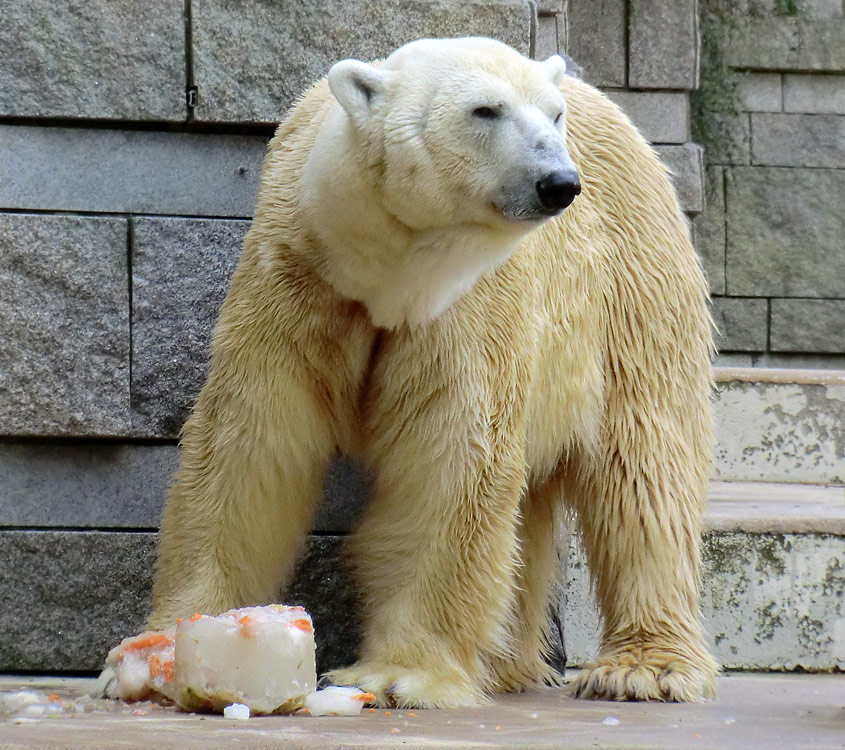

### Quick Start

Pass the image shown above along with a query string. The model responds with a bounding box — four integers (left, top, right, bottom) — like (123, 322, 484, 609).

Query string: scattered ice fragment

(724, 716, 737, 724)
(2, 691, 45, 712)
(529, 712, 538, 719)
(223, 703, 250, 720)
(22, 705, 47, 716)
(12, 717, 40, 725)
(602, 716, 620, 726)
(304, 686, 375, 716)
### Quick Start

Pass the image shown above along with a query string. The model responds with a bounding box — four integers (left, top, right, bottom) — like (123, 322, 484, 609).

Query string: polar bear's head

(326, 37, 580, 230)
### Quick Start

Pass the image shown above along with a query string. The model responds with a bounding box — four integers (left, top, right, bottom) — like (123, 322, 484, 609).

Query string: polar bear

(136, 37, 718, 708)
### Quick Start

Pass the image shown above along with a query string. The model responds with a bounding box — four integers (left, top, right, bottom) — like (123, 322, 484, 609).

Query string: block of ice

(304, 686, 375, 716)
(174, 605, 317, 714)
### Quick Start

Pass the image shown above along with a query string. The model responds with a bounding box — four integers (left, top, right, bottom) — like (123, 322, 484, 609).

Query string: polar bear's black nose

(536, 170, 581, 211)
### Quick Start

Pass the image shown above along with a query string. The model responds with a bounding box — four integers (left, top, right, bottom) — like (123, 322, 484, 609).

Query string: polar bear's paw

(326, 662, 488, 709)
(567, 646, 718, 702)
(93, 665, 120, 699)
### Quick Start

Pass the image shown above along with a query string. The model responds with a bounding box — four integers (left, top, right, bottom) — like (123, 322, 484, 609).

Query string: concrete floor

(0, 673, 842, 749)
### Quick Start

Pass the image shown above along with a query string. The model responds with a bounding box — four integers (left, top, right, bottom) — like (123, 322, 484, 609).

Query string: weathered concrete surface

(192, 0, 534, 123)
(770, 298, 845, 354)
(0, 214, 130, 437)
(1, 673, 843, 750)
(0, 126, 267, 217)
(726, 167, 845, 298)
(712, 374, 845, 484)
(563, 528, 844, 672)
(131, 218, 250, 437)
(0, 0, 185, 120)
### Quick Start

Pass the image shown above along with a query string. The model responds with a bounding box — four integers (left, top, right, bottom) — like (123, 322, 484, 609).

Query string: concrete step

(712, 367, 845, 484)
(564, 480, 845, 671)
(1, 672, 843, 750)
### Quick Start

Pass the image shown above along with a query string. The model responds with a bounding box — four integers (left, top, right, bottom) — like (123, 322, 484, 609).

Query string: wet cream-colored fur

(146, 38, 718, 708)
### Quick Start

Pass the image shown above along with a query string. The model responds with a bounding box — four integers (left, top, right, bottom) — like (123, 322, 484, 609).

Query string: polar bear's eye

(554, 112, 563, 125)
(472, 106, 500, 119)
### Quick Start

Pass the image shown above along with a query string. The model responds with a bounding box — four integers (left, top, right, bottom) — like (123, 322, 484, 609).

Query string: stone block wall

(0, 0, 754, 676)
(694, 0, 845, 369)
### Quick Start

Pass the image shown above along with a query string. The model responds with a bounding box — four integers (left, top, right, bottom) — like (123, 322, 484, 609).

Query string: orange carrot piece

(149, 654, 162, 679)
(47, 693, 62, 703)
(289, 618, 313, 634)
(189, 612, 202, 622)
(124, 633, 172, 652)
(162, 659, 174, 683)
(352, 692, 376, 702)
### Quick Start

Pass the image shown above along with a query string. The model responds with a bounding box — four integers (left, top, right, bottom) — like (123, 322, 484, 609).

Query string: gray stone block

(654, 143, 705, 214)
(0, 214, 130, 437)
(0, 0, 185, 121)
(738, 72, 783, 113)
(800, 0, 845, 18)
(0, 443, 177, 529)
(0, 126, 266, 217)
(131, 218, 250, 438)
(726, 167, 845, 297)
(784, 73, 845, 114)
(603, 90, 690, 143)
(535, 13, 560, 60)
(0, 531, 156, 671)
(564, 0, 626, 87)
(710, 297, 768, 352)
(770, 299, 845, 353)
(698, 110, 751, 166)
(0, 531, 356, 674)
(726, 18, 845, 72)
(192, 0, 534, 123)
(752, 352, 845, 370)
(629, 0, 699, 90)
(693, 166, 727, 295)
(752, 113, 845, 168)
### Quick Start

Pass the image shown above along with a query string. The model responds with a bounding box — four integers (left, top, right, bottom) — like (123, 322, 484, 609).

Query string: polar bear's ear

(328, 59, 388, 129)
(538, 55, 567, 87)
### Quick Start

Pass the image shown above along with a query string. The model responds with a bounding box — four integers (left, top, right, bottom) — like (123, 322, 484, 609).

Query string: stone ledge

(713, 376, 845, 484)
(0, 126, 266, 217)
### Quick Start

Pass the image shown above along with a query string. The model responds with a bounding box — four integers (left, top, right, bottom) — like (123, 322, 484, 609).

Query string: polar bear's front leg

(566, 363, 718, 701)
(329, 298, 537, 709)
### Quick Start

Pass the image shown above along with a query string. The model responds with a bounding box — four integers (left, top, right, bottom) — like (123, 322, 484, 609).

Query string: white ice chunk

(174, 605, 317, 714)
(105, 631, 176, 702)
(304, 686, 374, 716)
(223, 702, 250, 720)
